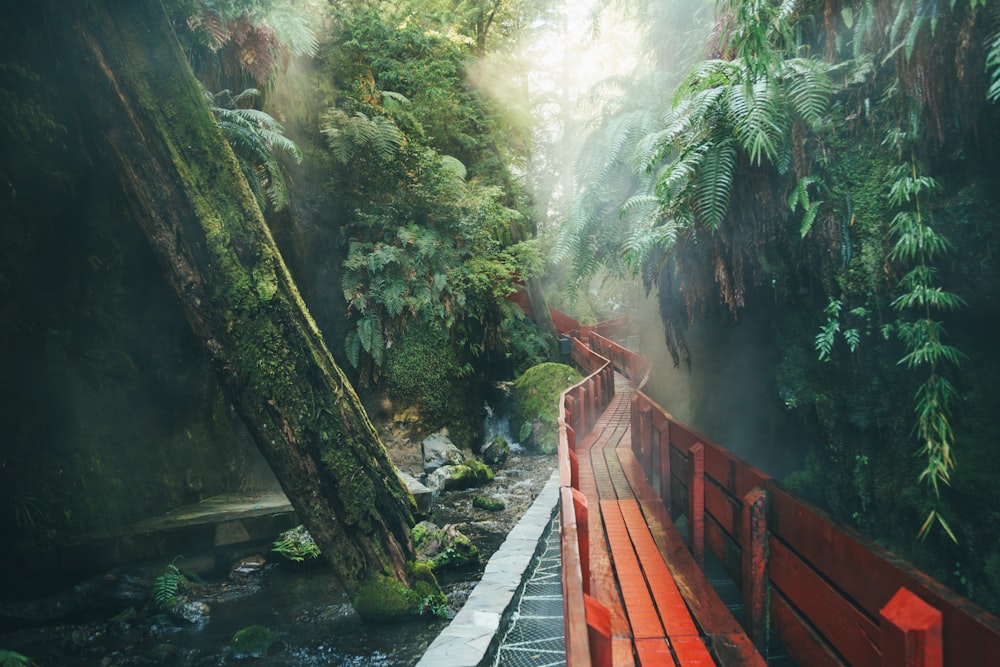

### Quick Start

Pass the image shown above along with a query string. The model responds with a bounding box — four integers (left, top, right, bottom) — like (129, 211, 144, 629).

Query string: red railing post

(688, 442, 705, 567)
(880, 588, 943, 667)
(639, 405, 652, 472)
(569, 448, 580, 490)
(660, 421, 672, 512)
(587, 377, 597, 430)
(742, 486, 770, 654)
(572, 488, 590, 595)
(585, 593, 612, 666)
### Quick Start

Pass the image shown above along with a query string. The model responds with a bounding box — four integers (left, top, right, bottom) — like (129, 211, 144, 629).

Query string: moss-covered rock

(482, 436, 510, 465)
(352, 561, 447, 621)
(230, 625, 276, 658)
(353, 573, 419, 621)
(413, 522, 480, 571)
(472, 495, 505, 511)
(446, 460, 494, 490)
(510, 362, 582, 453)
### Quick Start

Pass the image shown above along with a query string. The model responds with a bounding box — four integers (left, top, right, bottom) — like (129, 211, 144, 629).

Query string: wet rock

(231, 624, 276, 658)
(482, 436, 510, 465)
(229, 555, 266, 578)
(397, 470, 432, 513)
(421, 430, 465, 473)
(171, 599, 210, 625)
(414, 523, 479, 571)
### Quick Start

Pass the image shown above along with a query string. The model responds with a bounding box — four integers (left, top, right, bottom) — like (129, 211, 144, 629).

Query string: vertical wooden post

(585, 593, 612, 667)
(594, 373, 603, 413)
(660, 421, 672, 512)
(566, 424, 576, 452)
(639, 405, 653, 471)
(688, 442, 705, 567)
(585, 378, 597, 431)
(742, 486, 769, 654)
(569, 448, 580, 490)
(572, 488, 590, 595)
(880, 588, 943, 667)
(630, 395, 641, 453)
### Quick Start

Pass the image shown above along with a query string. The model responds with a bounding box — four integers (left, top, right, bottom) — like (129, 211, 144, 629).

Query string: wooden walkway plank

(619, 500, 701, 639)
(635, 638, 678, 666)
(601, 499, 668, 640)
(616, 446, 768, 667)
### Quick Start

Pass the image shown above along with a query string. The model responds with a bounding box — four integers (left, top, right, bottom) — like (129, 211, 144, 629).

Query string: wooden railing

(555, 320, 1000, 666)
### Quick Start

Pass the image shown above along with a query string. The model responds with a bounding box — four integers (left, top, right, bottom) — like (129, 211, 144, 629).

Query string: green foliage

(815, 299, 867, 361)
(169, 0, 320, 88)
(205, 87, 302, 211)
(153, 558, 189, 609)
(0, 651, 31, 667)
(271, 524, 321, 561)
(789, 176, 824, 238)
(883, 158, 965, 542)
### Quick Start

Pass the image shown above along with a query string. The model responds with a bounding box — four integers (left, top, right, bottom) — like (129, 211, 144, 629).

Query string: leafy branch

(884, 157, 965, 542)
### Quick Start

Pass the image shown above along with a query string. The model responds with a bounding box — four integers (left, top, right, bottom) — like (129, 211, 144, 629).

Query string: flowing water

(1, 407, 556, 666)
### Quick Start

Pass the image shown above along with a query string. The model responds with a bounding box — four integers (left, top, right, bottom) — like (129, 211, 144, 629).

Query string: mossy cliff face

(45, 0, 416, 597)
(384, 323, 484, 448)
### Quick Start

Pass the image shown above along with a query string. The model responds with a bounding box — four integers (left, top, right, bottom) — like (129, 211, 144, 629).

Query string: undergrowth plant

(153, 557, 189, 609)
(883, 155, 966, 542)
(272, 524, 321, 562)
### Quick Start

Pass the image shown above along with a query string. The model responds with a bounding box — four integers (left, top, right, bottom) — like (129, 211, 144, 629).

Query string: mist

(473, 0, 801, 479)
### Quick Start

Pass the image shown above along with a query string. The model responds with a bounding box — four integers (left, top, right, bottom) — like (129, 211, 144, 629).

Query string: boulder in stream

(421, 429, 465, 473)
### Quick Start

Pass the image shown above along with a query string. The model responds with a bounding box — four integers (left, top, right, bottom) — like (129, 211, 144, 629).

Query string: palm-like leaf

(321, 109, 405, 164)
(693, 138, 737, 230)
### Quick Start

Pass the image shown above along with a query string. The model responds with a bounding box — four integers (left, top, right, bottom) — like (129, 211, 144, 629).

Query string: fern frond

(693, 138, 737, 230)
(727, 79, 782, 166)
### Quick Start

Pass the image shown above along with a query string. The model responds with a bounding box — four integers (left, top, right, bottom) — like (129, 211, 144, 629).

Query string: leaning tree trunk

(52, 0, 415, 596)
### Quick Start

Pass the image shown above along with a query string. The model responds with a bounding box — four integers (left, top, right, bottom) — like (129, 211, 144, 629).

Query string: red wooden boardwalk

(568, 371, 763, 666)
(540, 304, 1000, 667)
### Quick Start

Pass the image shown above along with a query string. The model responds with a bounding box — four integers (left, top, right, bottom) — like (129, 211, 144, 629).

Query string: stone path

(416, 470, 563, 667)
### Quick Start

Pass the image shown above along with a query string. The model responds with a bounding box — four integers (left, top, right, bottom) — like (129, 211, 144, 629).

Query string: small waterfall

(483, 402, 522, 452)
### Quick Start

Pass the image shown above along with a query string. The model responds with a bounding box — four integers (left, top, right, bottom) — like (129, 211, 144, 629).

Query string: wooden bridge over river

(542, 307, 1000, 666)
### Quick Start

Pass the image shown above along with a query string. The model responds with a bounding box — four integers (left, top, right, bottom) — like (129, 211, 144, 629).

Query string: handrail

(627, 382, 1000, 664)
(551, 307, 1000, 665)
(556, 330, 617, 666)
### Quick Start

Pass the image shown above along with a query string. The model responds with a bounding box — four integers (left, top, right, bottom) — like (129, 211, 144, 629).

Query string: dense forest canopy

(3, 0, 1000, 622)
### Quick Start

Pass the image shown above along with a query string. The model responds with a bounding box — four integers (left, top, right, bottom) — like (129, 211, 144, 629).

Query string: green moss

(230, 625, 276, 658)
(446, 460, 494, 490)
(472, 495, 505, 511)
(354, 573, 417, 621)
(429, 531, 479, 570)
(510, 362, 582, 453)
(353, 561, 447, 621)
(384, 322, 483, 445)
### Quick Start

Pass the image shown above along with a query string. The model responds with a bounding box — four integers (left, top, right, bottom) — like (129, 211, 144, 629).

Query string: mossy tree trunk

(52, 0, 415, 596)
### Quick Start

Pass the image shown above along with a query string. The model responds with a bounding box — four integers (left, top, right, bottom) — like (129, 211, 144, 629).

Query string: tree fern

(321, 109, 405, 164)
(206, 87, 302, 210)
